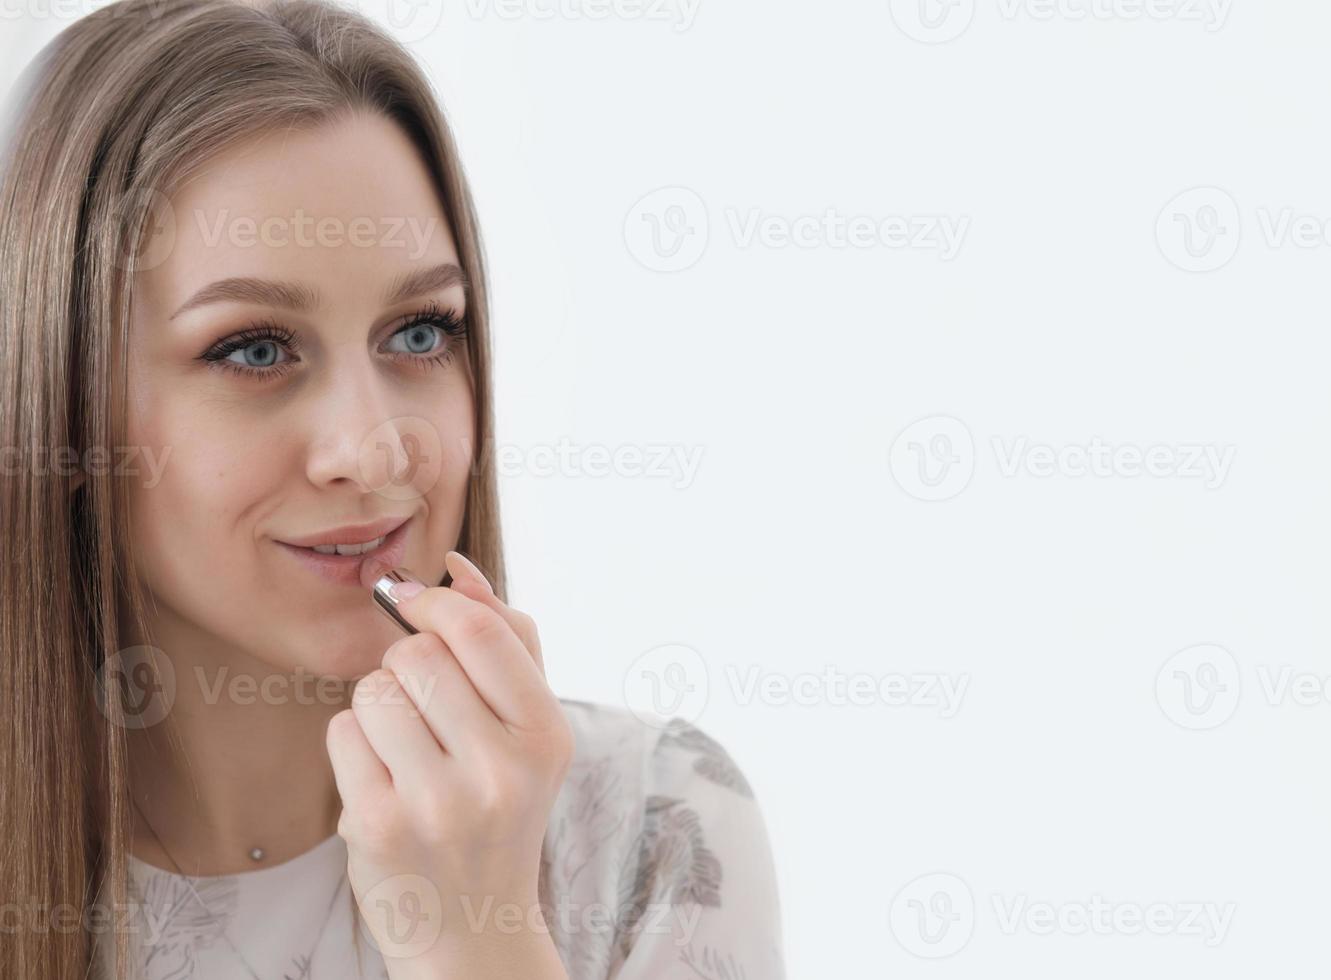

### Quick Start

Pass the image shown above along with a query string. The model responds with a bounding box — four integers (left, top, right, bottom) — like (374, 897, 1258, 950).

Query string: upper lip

(278, 515, 410, 548)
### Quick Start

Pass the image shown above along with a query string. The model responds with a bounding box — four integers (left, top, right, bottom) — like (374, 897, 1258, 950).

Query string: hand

(325, 551, 574, 979)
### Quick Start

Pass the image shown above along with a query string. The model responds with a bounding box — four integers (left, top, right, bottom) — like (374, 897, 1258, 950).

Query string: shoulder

(556, 696, 752, 778)
(541, 699, 785, 980)
(550, 697, 761, 826)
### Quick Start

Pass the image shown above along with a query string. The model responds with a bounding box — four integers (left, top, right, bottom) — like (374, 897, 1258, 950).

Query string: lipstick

(277, 515, 412, 589)
(372, 568, 423, 635)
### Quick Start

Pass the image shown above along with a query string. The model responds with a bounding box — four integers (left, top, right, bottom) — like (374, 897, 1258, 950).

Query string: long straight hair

(0, 2, 509, 975)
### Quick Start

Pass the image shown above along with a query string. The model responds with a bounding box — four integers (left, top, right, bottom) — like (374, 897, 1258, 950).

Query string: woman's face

(123, 110, 475, 679)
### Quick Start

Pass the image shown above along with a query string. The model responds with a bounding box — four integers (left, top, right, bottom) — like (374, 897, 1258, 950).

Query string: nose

(302, 358, 411, 495)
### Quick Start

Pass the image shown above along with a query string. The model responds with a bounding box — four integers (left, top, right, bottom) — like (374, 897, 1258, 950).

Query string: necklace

(129, 796, 348, 980)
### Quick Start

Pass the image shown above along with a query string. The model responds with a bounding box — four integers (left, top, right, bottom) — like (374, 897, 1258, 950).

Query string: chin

(281, 614, 401, 685)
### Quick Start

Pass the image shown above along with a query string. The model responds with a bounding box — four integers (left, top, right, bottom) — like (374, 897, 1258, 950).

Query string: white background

(5, 0, 1329, 976)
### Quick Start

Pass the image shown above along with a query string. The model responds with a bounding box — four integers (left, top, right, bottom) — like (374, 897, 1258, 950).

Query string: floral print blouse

(93, 699, 786, 980)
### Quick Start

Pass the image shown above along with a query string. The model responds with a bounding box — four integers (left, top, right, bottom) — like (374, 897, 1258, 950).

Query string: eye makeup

(195, 300, 467, 379)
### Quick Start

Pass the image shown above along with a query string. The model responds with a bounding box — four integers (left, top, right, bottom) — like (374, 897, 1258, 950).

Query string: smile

(309, 536, 384, 556)
(274, 516, 412, 588)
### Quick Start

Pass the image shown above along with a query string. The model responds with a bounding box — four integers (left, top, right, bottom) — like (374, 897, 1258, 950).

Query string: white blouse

(93, 699, 786, 980)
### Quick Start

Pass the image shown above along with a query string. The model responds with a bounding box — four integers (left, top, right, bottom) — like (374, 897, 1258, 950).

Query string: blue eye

(197, 302, 468, 380)
(198, 320, 300, 379)
(387, 322, 444, 356)
(228, 339, 290, 368)
(381, 302, 468, 370)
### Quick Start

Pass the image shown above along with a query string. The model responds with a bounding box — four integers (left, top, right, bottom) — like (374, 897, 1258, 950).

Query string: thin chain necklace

(129, 796, 348, 980)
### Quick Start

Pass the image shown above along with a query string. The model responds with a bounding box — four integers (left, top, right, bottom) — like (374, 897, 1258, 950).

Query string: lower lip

(274, 519, 410, 587)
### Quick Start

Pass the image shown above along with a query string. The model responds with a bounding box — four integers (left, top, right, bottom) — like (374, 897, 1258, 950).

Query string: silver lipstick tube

(371, 568, 423, 635)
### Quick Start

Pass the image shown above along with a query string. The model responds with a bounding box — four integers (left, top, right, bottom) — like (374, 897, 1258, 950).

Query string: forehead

(137, 112, 460, 319)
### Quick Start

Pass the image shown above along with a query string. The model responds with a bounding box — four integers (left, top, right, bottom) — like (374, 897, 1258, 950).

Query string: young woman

(0, 1, 785, 976)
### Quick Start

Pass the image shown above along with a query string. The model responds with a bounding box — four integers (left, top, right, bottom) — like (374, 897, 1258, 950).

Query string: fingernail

(390, 579, 425, 601)
(371, 568, 424, 635)
(448, 551, 493, 595)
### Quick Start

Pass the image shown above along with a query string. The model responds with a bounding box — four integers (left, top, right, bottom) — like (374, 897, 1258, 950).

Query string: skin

(115, 109, 573, 977)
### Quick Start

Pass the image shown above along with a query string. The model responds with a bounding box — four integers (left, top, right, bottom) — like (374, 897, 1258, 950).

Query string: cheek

(407, 386, 474, 558)
(438, 386, 476, 500)
(128, 372, 259, 502)
(392, 379, 475, 501)
(124, 376, 274, 582)
(441, 390, 476, 481)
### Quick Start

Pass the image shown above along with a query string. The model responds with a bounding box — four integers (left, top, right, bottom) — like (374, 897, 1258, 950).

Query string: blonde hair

(0, 1, 508, 975)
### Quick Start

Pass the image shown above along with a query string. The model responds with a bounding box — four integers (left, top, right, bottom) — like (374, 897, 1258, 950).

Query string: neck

(122, 599, 353, 876)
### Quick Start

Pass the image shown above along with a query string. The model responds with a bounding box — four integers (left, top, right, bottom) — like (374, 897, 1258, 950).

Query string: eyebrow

(169, 262, 470, 320)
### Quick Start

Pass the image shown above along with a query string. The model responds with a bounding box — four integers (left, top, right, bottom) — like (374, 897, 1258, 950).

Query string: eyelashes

(197, 300, 468, 380)
(201, 320, 298, 375)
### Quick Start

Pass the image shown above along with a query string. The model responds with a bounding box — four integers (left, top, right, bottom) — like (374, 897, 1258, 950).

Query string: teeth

(311, 535, 384, 557)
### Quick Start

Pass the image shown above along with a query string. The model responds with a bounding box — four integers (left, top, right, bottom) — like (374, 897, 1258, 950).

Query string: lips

(275, 515, 412, 588)
(279, 515, 410, 549)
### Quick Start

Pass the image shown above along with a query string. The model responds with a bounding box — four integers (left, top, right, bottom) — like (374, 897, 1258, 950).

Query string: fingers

(325, 707, 391, 810)
(444, 551, 546, 676)
(379, 630, 506, 763)
(347, 664, 451, 798)
(390, 580, 557, 733)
